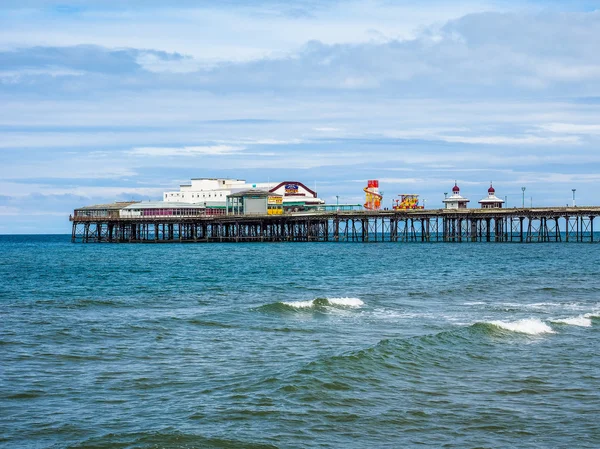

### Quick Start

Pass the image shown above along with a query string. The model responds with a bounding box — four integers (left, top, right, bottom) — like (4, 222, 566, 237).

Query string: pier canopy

(120, 201, 205, 218)
(73, 201, 139, 218)
(227, 189, 283, 215)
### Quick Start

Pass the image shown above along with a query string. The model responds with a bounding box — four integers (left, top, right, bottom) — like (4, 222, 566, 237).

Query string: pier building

(164, 178, 324, 212)
(478, 184, 504, 209)
(120, 202, 206, 218)
(443, 183, 470, 209)
(226, 190, 283, 215)
(73, 202, 139, 219)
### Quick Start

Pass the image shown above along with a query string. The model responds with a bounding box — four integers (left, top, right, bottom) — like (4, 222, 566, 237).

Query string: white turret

(478, 183, 504, 209)
(443, 182, 470, 209)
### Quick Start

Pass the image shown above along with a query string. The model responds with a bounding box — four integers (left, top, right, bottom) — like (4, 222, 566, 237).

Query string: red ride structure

(364, 180, 382, 210)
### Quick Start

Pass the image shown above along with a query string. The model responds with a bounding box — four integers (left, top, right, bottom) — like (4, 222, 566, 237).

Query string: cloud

(2, 11, 600, 98)
(215, 138, 304, 145)
(0, 45, 182, 74)
(128, 145, 246, 156)
(538, 123, 600, 135)
(313, 127, 342, 132)
(0, 67, 85, 84)
(0, 1, 511, 62)
(437, 135, 581, 145)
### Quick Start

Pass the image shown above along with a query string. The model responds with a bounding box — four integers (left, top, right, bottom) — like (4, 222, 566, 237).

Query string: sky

(1, 0, 600, 233)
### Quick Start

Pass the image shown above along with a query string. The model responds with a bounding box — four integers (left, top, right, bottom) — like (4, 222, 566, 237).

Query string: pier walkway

(70, 207, 600, 243)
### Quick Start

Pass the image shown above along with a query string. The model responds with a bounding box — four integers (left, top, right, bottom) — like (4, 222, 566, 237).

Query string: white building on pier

(443, 183, 470, 209)
(163, 178, 324, 213)
(478, 184, 505, 209)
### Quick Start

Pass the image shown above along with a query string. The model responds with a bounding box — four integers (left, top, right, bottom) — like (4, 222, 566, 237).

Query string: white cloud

(128, 145, 246, 156)
(438, 135, 581, 145)
(313, 127, 342, 132)
(0, 205, 20, 216)
(373, 177, 426, 184)
(0, 1, 509, 61)
(0, 182, 164, 199)
(0, 66, 85, 84)
(538, 123, 600, 135)
(135, 52, 205, 73)
(215, 138, 304, 145)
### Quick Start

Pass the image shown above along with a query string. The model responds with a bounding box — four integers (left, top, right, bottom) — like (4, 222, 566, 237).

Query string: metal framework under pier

(70, 207, 600, 243)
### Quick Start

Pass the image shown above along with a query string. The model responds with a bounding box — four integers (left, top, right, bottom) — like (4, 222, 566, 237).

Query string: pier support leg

(520, 217, 524, 243)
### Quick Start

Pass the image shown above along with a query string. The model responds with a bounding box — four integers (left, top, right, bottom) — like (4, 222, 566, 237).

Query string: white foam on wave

(281, 300, 317, 309)
(550, 316, 592, 327)
(488, 318, 555, 335)
(463, 301, 486, 305)
(584, 311, 600, 319)
(281, 297, 364, 309)
(498, 302, 590, 313)
(327, 297, 364, 308)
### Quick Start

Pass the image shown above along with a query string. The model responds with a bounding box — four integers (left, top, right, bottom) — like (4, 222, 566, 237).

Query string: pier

(70, 207, 600, 243)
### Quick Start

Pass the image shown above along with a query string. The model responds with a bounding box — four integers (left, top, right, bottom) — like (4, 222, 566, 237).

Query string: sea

(1, 235, 599, 448)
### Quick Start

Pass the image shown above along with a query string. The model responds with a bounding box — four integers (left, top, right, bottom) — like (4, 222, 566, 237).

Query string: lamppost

(521, 187, 526, 208)
(572, 189, 576, 207)
(336, 195, 339, 211)
(423, 198, 427, 209)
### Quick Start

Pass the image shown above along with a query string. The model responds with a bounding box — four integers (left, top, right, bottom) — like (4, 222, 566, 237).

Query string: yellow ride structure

(393, 194, 424, 210)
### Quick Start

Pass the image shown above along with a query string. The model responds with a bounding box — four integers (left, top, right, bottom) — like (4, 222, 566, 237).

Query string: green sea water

(1, 235, 599, 448)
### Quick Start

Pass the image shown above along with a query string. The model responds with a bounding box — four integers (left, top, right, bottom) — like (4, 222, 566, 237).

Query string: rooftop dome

(452, 183, 460, 193)
(488, 184, 495, 194)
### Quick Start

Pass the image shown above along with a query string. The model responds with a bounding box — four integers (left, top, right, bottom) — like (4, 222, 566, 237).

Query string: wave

(550, 316, 592, 327)
(70, 431, 278, 449)
(483, 319, 555, 335)
(265, 312, 600, 406)
(282, 297, 364, 308)
(275, 323, 528, 396)
(34, 298, 121, 309)
(258, 297, 364, 313)
(495, 301, 593, 314)
(187, 319, 238, 329)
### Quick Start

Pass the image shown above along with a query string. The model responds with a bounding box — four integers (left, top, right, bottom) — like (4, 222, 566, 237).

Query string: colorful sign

(268, 196, 283, 205)
(285, 184, 299, 194)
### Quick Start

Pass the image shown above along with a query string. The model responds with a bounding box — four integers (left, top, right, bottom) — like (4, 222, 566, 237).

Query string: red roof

(488, 185, 495, 193)
(452, 184, 460, 193)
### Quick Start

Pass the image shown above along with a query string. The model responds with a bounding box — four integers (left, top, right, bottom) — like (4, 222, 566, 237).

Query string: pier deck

(70, 207, 600, 243)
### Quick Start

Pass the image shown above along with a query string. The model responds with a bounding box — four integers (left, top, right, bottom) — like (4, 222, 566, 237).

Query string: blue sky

(1, 1, 600, 233)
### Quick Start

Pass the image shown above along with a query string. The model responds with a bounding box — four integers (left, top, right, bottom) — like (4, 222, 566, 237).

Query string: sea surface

(1, 235, 599, 448)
